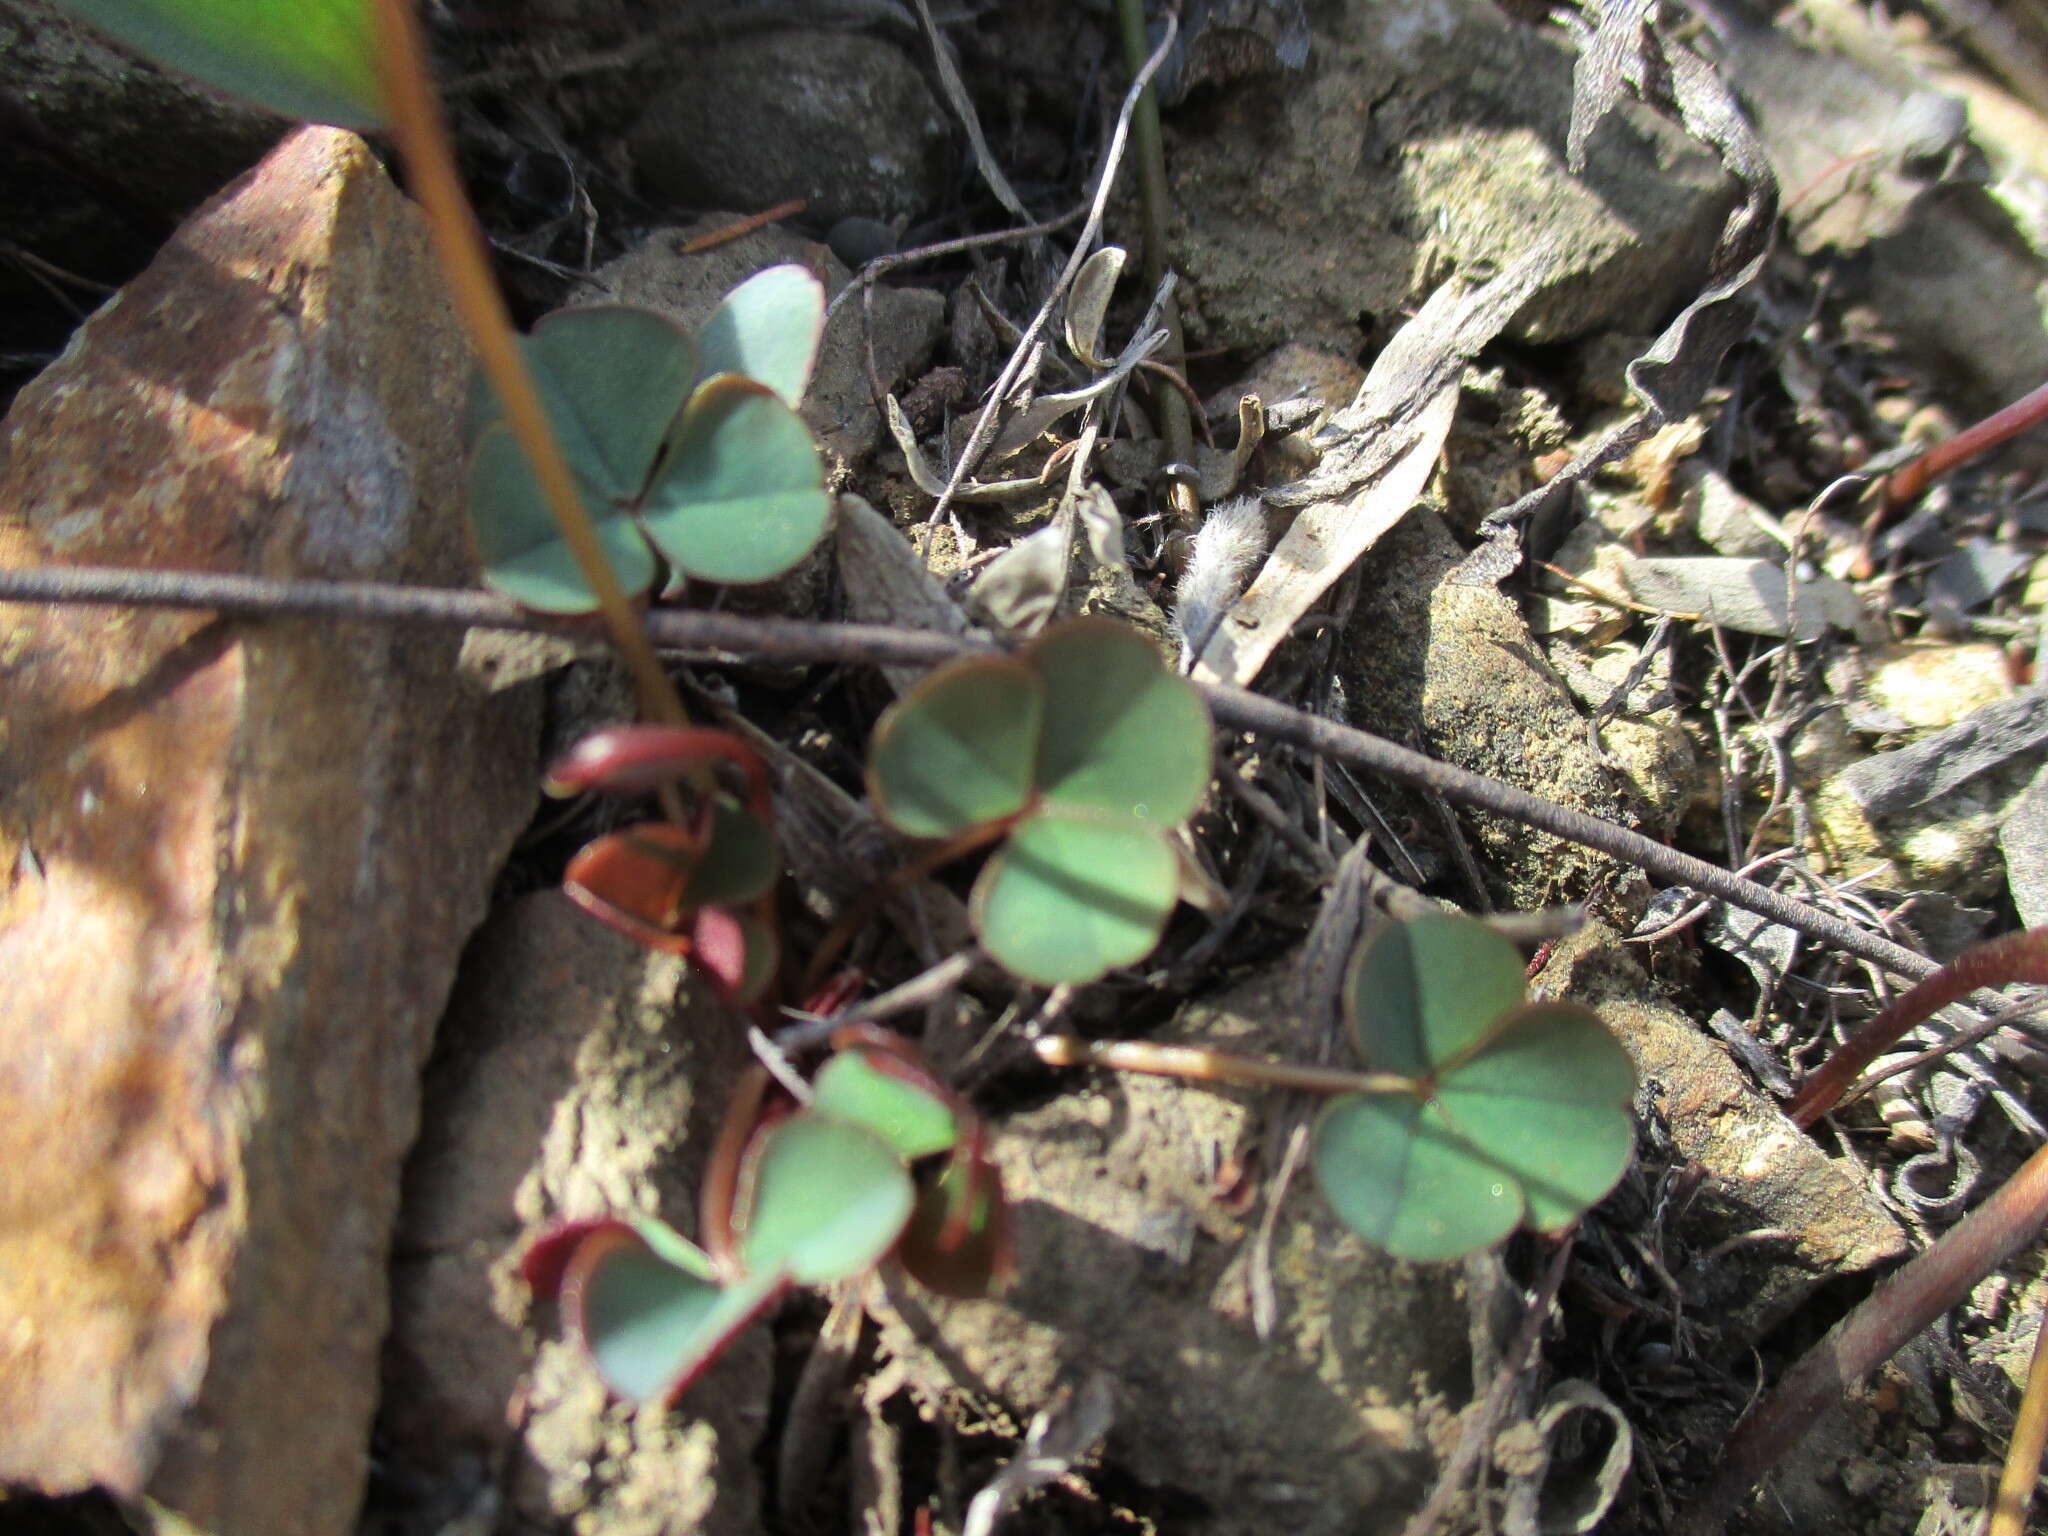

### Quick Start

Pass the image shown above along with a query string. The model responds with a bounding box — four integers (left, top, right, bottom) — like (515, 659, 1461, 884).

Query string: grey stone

(1684, 463, 1786, 559)
(1165, 0, 1736, 353)
(1618, 554, 1867, 641)
(1722, 21, 2048, 423)
(1538, 924, 1907, 1338)
(628, 31, 949, 227)
(1340, 511, 1642, 909)
(1838, 689, 2048, 818)
(1814, 752, 2040, 904)
(2001, 761, 2048, 928)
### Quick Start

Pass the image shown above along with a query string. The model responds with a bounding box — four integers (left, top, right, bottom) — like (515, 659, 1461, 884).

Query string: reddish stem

(546, 725, 775, 824)
(797, 817, 1017, 995)
(1786, 927, 2048, 1126)
(700, 1063, 773, 1279)
(1679, 1135, 2048, 1535)
(1884, 379, 2048, 511)
(677, 199, 808, 253)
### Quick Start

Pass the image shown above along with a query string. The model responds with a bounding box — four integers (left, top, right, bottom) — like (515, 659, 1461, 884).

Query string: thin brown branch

(678, 200, 807, 253)
(0, 561, 1968, 991)
(1199, 682, 1956, 990)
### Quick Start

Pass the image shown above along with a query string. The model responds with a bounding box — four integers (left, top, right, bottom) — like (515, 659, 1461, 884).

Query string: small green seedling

(1312, 915, 1636, 1261)
(467, 268, 831, 613)
(50, 0, 386, 127)
(1038, 913, 1637, 1261)
(546, 724, 784, 1003)
(865, 616, 1212, 985)
(526, 1028, 1009, 1403)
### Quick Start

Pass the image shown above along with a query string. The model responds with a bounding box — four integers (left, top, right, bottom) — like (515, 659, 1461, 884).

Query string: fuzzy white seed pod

(1172, 496, 1269, 669)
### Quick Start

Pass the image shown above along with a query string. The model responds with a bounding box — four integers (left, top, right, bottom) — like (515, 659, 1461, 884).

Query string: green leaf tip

(695, 264, 828, 408)
(866, 618, 1213, 985)
(1026, 617, 1212, 825)
(867, 657, 1043, 839)
(1314, 915, 1637, 1262)
(811, 1050, 960, 1161)
(972, 805, 1180, 985)
(467, 421, 656, 614)
(643, 376, 832, 584)
(552, 1222, 782, 1403)
(52, 0, 386, 127)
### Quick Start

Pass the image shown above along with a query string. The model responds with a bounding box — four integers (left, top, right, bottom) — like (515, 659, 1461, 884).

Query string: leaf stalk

(365, 0, 687, 732)
(1035, 1035, 1414, 1097)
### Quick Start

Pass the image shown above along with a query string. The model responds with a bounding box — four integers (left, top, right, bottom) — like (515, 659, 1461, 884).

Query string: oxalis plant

(34, 0, 1639, 1496)
(863, 616, 1212, 986)
(522, 1024, 1011, 1402)
(1040, 913, 1638, 1261)
(465, 269, 832, 613)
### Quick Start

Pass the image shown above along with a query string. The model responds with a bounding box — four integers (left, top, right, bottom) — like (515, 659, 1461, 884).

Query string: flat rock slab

(1837, 689, 2048, 818)
(380, 892, 764, 1536)
(0, 128, 538, 1535)
(1342, 510, 1641, 909)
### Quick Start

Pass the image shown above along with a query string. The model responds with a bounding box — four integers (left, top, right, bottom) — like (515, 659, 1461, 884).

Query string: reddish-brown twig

(678, 200, 808, 254)
(1679, 1135, 2048, 1535)
(1883, 379, 2048, 511)
(1785, 927, 2048, 1126)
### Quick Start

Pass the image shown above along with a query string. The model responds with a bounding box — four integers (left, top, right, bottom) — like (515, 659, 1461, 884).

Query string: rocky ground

(9, 1, 2048, 1534)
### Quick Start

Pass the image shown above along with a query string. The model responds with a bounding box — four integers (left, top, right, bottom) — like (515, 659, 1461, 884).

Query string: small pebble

(827, 215, 899, 268)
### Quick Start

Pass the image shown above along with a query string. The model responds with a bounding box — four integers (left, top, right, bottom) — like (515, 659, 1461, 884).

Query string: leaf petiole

(1034, 1035, 1415, 1098)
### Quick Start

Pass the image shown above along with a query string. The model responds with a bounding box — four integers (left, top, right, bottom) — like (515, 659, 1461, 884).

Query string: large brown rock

(0, 127, 539, 1534)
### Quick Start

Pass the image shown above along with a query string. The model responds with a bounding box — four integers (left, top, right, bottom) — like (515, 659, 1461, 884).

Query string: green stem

(365, 0, 687, 731)
(1114, 0, 1198, 527)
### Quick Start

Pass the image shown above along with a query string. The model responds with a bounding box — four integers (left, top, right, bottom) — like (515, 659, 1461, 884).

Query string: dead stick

(0, 562, 1974, 992)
